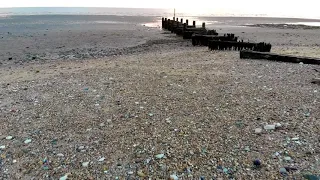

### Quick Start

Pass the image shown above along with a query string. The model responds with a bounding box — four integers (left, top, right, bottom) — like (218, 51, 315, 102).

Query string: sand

(0, 16, 320, 179)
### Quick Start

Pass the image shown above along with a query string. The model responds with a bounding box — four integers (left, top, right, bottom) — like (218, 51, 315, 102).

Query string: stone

(24, 139, 32, 144)
(275, 123, 282, 128)
(292, 137, 299, 141)
(155, 154, 165, 159)
(254, 128, 262, 134)
(57, 153, 64, 157)
(127, 171, 134, 175)
(253, 159, 261, 166)
(0, 145, 5, 149)
(98, 157, 105, 162)
(311, 78, 320, 85)
(6, 136, 13, 140)
(137, 170, 146, 177)
(59, 174, 70, 180)
(82, 162, 90, 167)
(279, 167, 287, 175)
(303, 174, 320, 180)
(264, 124, 275, 130)
(170, 174, 179, 180)
(284, 156, 292, 161)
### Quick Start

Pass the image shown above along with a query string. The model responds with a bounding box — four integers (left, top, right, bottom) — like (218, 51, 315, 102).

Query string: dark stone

(8, 57, 12, 60)
(253, 159, 261, 166)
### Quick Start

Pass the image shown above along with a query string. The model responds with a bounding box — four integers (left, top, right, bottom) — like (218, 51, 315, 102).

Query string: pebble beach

(0, 15, 320, 179)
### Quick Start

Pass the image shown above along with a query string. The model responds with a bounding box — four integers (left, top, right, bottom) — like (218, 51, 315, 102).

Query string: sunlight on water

(290, 22, 320, 26)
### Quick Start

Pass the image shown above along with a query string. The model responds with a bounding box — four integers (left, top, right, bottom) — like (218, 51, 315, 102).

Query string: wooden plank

(240, 50, 320, 65)
(192, 34, 238, 46)
(208, 40, 271, 52)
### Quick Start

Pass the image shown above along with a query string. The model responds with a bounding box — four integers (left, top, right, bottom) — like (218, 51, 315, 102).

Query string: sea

(1, 7, 320, 29)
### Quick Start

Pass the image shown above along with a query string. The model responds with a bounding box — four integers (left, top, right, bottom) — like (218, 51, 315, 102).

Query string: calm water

(1, 7, 320, 30)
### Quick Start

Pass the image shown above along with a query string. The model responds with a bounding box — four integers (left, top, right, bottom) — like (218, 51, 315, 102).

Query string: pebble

(170, 174, 179, 180)
(254, 128, 262, 134)
(78, 146, 85, 150)
(99, 123, 105, 127)
(6, 136, 13, 140)
(253, 159, 261, 166)
(279, 167, 288, 175)
(284, 156, 292, 161)
(24, 139, 32, 144)
(292, 137, 299, 141)
(82, 162, 90, 167)
(244, 146, 251, 152)
(59, 174, 69, 180)
(98, 157, 105, 162)
(155, 153, 165, 159)
(57, 153, 64, 157)
(137, 170, 146, 177)
(106, 119, 112, 123)
(264, 124, 276, 130)
(127, 171, 134, 175)
(275, 123, 282, 128)
(12, 160, 17, 163)
(0, 145, 5, 149)
(303, 174, 320, 180)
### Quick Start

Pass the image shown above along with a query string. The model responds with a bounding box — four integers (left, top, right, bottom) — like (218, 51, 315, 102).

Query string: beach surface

(0, 15, 320, 179)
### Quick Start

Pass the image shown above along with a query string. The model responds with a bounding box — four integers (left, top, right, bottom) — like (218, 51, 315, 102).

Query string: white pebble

(6, 136, 13, 140)
(0, 145, 5, 149)
(170, 174, 179, 180)
(275, 123, 282, 128)
(24, 139, 32, 144)
(155, 154, 165, 159)
(254, 128, 262, 134)
(264, 124, 276, 130)
(57, 153, 64, 157)
(98, 157, 105, 162)
(82, 162, 90, 167)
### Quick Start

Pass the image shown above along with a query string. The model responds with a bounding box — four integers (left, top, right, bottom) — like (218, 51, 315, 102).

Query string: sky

(0, 0, 319, 18)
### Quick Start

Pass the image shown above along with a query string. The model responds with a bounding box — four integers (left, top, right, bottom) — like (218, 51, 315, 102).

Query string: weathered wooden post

(168, 19, 171, 31)
(183, 23, 187, 33)
(186, 19, 189, 25)
(176, 18, 179, 21)
(202, 22, 206, 29)
(193, 21, 196, 27)
(162, 17, 164, 28)
(181, 18, 183, 23)
(164, 18, 167, 29)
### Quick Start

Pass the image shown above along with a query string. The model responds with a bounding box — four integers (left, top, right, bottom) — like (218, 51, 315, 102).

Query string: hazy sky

(1, 0, 319, 18)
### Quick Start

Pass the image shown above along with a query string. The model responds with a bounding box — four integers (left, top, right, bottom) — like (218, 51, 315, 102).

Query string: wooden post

(183, 23, 187, 32)
(181, 18, 183, 23)
(186, 19, 189, 25)
(202, 22, 206, 28)
(193, 21, 196, 27)
(176, 18, 178, 21)
(164, 18, 167, 29)
(162, 17, 164, 28)
(168, 19, 171, 31)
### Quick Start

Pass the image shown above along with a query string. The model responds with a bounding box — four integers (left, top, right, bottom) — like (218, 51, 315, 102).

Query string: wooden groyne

(162, 17, 271, 52)
(162, 16, 319, 64)
(208, 41, 272, 52)
(162, 17, 210, 39)
(240, 50, 320, 65)
(192, 34, 238, 46)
